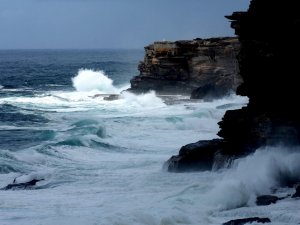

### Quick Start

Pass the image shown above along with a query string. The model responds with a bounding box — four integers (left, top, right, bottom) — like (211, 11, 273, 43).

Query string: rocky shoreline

(164, 1, 300, 222)
(127, 37, 242, 101)
(166, 0, 300, 173)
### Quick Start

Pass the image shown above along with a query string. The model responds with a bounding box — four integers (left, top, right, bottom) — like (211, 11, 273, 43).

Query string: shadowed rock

(165, 139, 225, 172)
(292, 185, 300, 198)
(166, 0, 300, 172)
(256, 195, 281, 206)
(103, 94, 119, 101)
(223, 217, 271, 225)
(1, 179, 44, 190)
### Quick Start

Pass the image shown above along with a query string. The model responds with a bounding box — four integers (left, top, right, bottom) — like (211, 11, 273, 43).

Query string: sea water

(0, 50, 299, 225)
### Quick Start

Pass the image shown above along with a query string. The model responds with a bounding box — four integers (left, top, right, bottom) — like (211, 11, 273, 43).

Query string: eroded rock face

(128, 38, 242, 100)
(166, 0, 300, 172)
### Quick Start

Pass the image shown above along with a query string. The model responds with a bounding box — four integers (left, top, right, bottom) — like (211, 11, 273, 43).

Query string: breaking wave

(207, 146, 300, 210)
(72, 69, 119, 93)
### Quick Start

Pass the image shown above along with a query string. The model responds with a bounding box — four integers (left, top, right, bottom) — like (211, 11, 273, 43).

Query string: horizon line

(0, 47, 144, 51)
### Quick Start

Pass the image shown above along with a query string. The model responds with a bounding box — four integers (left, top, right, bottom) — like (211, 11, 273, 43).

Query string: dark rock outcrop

(1, 179, 44, 191)
(165, 139, 225, 172)
(256, 195, 280, 206)
(292, 185, 300, 198)
(103, 94, 119, 101)
(219, 0, 300, 152)
(128, 38, 241, 100)
(222, 217, 271, 225)
(166, 0, 300, 172)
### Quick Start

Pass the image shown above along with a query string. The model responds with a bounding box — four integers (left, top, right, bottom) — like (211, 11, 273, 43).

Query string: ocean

(0, 50, 299, 225)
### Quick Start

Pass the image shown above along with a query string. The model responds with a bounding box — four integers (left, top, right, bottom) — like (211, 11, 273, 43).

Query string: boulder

(256, 195, 280, 206)
(222, 217, 271, 225)
(1, 179, 44, 190)
(165, 139, 224, 172)
(103, 94, 119, 101)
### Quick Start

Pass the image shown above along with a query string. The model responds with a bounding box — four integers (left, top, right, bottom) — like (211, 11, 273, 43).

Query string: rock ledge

(128, 37, 242, 100)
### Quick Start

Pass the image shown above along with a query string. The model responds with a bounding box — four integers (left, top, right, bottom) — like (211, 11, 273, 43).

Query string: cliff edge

(128, 37, 242, 101)
(166, 0, 300, 172)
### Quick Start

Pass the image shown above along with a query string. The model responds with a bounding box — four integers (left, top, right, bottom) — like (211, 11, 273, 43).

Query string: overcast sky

(0, 0, 250, 49)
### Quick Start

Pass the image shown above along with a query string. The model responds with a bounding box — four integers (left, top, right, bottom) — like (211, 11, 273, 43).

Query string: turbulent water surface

(0, 50, 299, 225)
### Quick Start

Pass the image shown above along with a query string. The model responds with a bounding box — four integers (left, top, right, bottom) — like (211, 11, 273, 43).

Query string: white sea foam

(12, 172, 51, 184)
(207, 146, 300, 210)
(2, 97, 299, 225)
(121, 91, 165, 108)
(72, 69, 119, 93)
(4, 69, 299, 225)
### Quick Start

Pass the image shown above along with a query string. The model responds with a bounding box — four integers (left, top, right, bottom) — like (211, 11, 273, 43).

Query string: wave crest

(72, 69, 118, 93)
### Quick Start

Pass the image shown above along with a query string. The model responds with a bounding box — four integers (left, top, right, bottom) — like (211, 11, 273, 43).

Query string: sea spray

(206, 146, 300, 210)
(121, 91, 165, 109)
(72, 69, 118, 93)
(71, 69, 165, 109)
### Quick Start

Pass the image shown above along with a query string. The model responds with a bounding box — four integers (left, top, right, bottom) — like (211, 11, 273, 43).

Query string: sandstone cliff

(128, 38, 241, 100)
(166, 0, 300, 172)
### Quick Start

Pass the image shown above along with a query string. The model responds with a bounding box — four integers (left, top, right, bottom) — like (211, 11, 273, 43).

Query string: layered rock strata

(166, 0, 300, 172)
(128, 38, 241, 100)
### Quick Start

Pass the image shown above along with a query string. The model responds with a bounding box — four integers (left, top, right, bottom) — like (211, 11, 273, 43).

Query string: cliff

(128, 37, 242, 100)
(166, 0, 300, 172)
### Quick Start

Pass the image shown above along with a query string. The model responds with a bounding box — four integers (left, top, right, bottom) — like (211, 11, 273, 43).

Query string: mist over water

(207, 146, 300, 210)
(0, 50, 299, 225)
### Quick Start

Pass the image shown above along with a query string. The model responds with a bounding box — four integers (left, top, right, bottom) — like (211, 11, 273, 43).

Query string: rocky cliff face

(166, 0, 300, 172)
(220, 0, 300, 152)
(128, 38, 242, 100)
